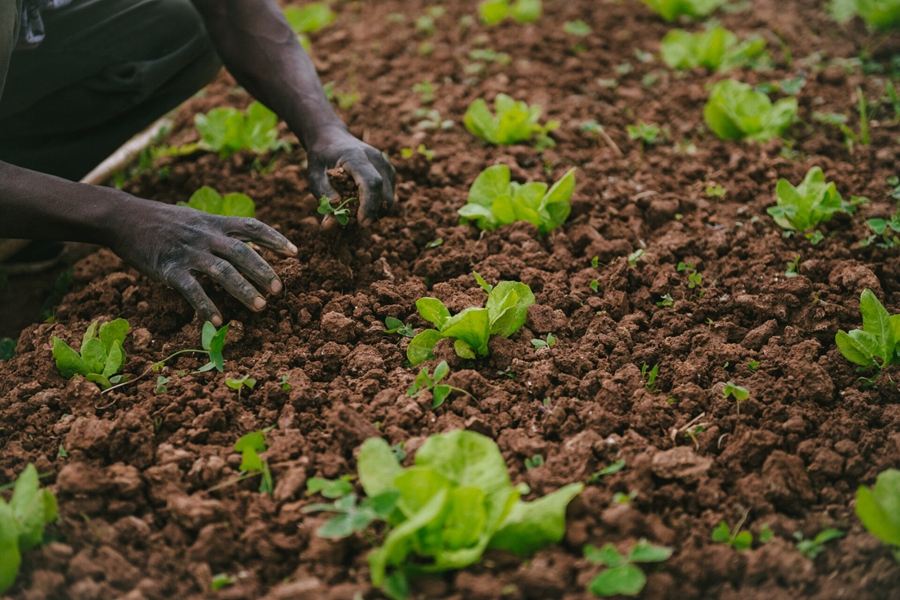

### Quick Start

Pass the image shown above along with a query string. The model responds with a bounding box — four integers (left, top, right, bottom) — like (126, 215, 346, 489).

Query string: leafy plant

(384, 317, 416, 338)
(677, 262, 703, 291)
(406, 277, 535, 365)
(660, 27, 766, 72)
(794, 528, 844, 559)
(627, 122, 662, 145)
(862, 209, 900, 248)
(464, 94, 559, 148)
(457, 164, 575, 234)
(195, 102, 288, 159)
(640, 0, 724, 21)
(317, 195, 357, 225)
(856, 469, 900, 560)
(148, 321, 229, 375)
(177, 186, 255, 218)
(233, 431, 273, 495)
(585, 540, 672, 597)
(225, 374, 256, 399)
(712, 518, 752, 550)
(0, 338, 15, 361)
(406, 361, 471, 409)
(704, 79, 797, 142)
(0, 465, 58, 594)
(531, 333, 557, 349)
(835, 289, 900, 370)
(478, 0, 542, 25)
(768, 168, 850, 243)
(357, 430, 583, 597)
(52, 318, 130, 389)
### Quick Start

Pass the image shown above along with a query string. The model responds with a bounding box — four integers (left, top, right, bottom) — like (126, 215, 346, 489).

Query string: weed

(214, 430, 274, 496)
(303, 492, 399, 539)
(706, 184, 726, 197)
(155, 376, 169, 394)
(585, 540, 672, 597)
(414, 108, 454, 130)
(279, 375, 292, 391)
(704, 79, 797, 142)
(748, 361, 760, 372)
(210, 573, 237, 591)
(400, 144, 435, 160)
(412, 81, 435, 104)
(178, 186, 255, 218)
(407, 360, 471, 409)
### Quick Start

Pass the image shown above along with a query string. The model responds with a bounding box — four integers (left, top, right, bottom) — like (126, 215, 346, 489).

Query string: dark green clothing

(0, 0, 220, 181)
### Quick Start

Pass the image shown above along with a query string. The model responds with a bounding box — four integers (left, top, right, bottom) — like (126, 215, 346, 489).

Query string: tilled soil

(3, 0, 900, 599)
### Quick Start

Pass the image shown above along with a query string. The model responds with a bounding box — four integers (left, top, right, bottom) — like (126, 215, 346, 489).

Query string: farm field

(3, 0, 900, 598)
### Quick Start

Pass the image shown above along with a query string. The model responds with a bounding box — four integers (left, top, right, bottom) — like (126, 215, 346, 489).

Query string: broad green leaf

(80, 338, 107, 374)
(283, 2, 335, 33)
(84, 373, 112, 389)
(317, 512, 359, 539)
(407, 329, 443, 366)
(589, 563, 647, 597)
(453, 339, 476, 360)
(857, 0, 900, 29)
(836, 330, 875, 366)
(432, 361, 449, 383)
(208, 324, 229, 371)
(101, 341, 125, 379)
(201, 321, 217, 350)
(486, 281, 535, 337)
(235, 431, 266, 453)
(180, 186, 256, 218)
(433, 384, 452, 408)
(640, 0, 724, 21)
(856, 470, 900, 547)
(541, 167, 576, 230)
(416, 298, 452, 329)
(239, 448, 264, 472)
(81, 320, 98, 352)
(468, 165, 511, 207)
(219, 193, 256, 218)
(98, 318, 130, 354)
(442, 486, 488, 550)
(478, 0, 509, 25)
(491, 193, 517, 225)
(415, 430, 511, 497)
(307, 477, 354, 499)
(51, 337, 91, 379)
(628, 540, 673, 563)
(489, 483, 583, 555)
(243, 102, 280, 154)
(704, 79, 795, 142)
(464, 98, 497, 141)
(195, 107, 240, 151)
(441, 308, 491, 356)
(362, 490, 402, 519)
(860, 289, 895, 363)
(732, 530, 753, 551)
(10, 465, 46, 552)
(394, 466, 452, 518)
(711, 521, 732, 543)
(584, 543, 625, 567)
(358, 438, 405, 498)
(458, 203, 498, 230)
(0, 501, 22, 594)
(511, 0, 542, 22)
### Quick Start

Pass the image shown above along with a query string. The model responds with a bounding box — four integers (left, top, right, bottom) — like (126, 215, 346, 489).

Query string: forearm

(190, 0, 345, 150)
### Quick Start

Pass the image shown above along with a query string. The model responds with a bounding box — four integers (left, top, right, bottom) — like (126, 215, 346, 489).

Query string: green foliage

(563, 19, 592, 36)
(660, 27, 766, 72)
(304, 491, 400, 539)
(712, 519, 753, 550)
(524, 455, 544, 470)
(307, 475, 355, 499)
(640, 0, 724, 21)
(723, 381, 750, 414)
(794, 529, 844, 559)
(464, 94, 559, 148)
(384, 317, 415, 338)
(357, 430, 583, 596)
(407, 277, 535, 365)
(704, 79, 797, 142)
(284, 2, 335, 33)
(317, 195, 356, 225)
(195, 102, 288, 159)
(862, 208, 900, 248)
(856, 0, 900, 29)
(210, 574, 236, 591)
(641, 363, 660, 392)
(531, 333, 557, 349)
(588, 459, 627, 483)
(0, 465, 58, 594)
(407, 361, 470, 409)
(477, 0, 542, 25)
(767, 167, 851, 242)
(627, 122, 662, 145)
(225, 374, 256, 399)
(234, 431, 273, 495)
(585, 540, 672, 597)
(177, 186, 255, 218)
(856, 469, 900, 560)
(458, 165, 575, 234)
(836, 289, 900, 369)
(51, 319, 130, 389)
(0, 338, 15, 361)
(171, 321, 230, 374)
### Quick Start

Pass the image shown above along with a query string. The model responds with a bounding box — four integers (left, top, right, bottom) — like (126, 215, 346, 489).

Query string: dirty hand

(306, 125, 396, 226)
(109, 197, 297, 326)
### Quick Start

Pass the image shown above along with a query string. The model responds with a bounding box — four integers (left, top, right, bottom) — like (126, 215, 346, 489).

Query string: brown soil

(3, 1, 900, 599)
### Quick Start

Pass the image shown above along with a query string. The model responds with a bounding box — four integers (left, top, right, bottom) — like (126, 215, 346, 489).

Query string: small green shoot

(234, 431, 273, 495)
(525, 455, 544, 470)
(210, 573, 237, 591)
(279, 375, 292, 391)
(628, 248, 646, 266)
(384, 317, 416, 338)
(177, 186, 256, 218)
(627, 122, 662, 145)
(704, 79, 797, 142)
(656, 293, 675, 308)
(785, 254, 801, 278)
(478, 0, 542, 25)
(640, 0, 724, 21)
(591, 255, 600, 268)
(531, 333, 557, 349)
(464, 94, 559, 148)
(563, 19, 592, 36)
(748, 361, 760, 372)
(317, 195, 357, 226)
(863, 207, 900, 248)
(794, 529, 844, 559)
(588, 459, 626, 483)
(52, 319, 130, 390)
(706, 184, 726, 197)
(856, 469, 900, 561)
(307, 475, 355, 499)
(303, 492, 401, 539)
(585, 540, 672, 597)
(155, 376, 169, 394)
(407, 361, 470, 409)
(590, 279, 599, 293)
(225, 374, 256, 399)
(195, 102, 288, 159)
(835, 289, 900, 370)
(767, 167, 851, 243)
(400, 144, 435, 160)
(641, 363, 660, 392)
(712, 516, 752, 550)
(723, 381, 750, 414)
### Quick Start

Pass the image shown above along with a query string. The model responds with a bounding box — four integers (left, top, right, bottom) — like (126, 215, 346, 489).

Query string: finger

(196, 256, 267, 313)
(215, 237, 283, 294)
(166, 270, 223, 327)
(339, 156, 384, 226)
(226, 217, 298, 256)
(369, 149, 397, 211)
(308, 165, 340, 202)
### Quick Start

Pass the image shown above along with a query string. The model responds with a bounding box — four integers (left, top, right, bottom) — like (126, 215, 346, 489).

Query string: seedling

(628, 248, 646, 266)
(656, 293, 675, 308)
(706, 184, 726, 197)
(210, 574, 237, 591)
(641, 0, 723, 20)
(785, 254, 801, 278)
(531, 333, 557, 349)
(178, 186, 255, 218)
(767, 167, 851, 244)
(478, 0, 542, 25)
(677, 262, 703, 292)
(794, 528, 844, 559)
(307, 475, 355, 499)
(400, 144, 435, 160)
(384, 317, 416, 338)
(835, 289, 900, 370)
(426, 238, 443, 249)
(856, 468, 900, 561)
(813, 108, 869, 149)
(641, 363, 660, 392)
(712, 514, 752, 550)
(563, 19, 592, 36)
(458, 165, 575, 234)
(52, 318, 130, 390)
(525, 455, 544, 470)
(468, 48, 511, 66)
(407, 360, 471, 409)
(585, 540, 672, 597)
(748, 361, 760, 372)
(317, 195, 357, 225)
(661, 27, 766, 72)
(412, 81, 435, 104)
(414, 108, 454, 130)
(225, 374, 256, 399)
(155, 376, 169, 394)
(590, 279, 600, 293)
(591, 255, 600, 268)
(627, 122, 662, 145)
(303, 492, 400, 539)
(279, 375, 292, 391)
(588, 459, 626, 483)
(0, 464, 58, 594)
(723, 381, 750, 414)
(212, 430, 274, 495)
(759, 523, 774, 543)
(464, 94, 559, 148)
(357, 430, 583, 595)
(704, 79, 797, 142)
(862, 208, 900, 248)
(195, 102, 288, 159)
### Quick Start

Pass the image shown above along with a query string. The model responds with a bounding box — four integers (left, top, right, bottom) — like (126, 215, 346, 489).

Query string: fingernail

(287, 242, 298, 255)
(211, 315, 223, 327)
(271, 279, 283, 294)
(254, 297, 267, 310)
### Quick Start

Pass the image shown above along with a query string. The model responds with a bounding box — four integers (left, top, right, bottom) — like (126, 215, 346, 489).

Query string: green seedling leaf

(195, 102, 287, 159)
(795, 528, 844, 559)
(589, 459, 626, 482)
(0, 464, 57, 594)
(307, 476, 355, 499)
(177, 186, 256, 218)
(563, 19, 592, 36)
(856, 0, 900, 29)
(210, 573, 236, 591)
(478, 0, 541, 24)
(52, 319, 130, 389)
(661, 26, 766, 72)
(586, 539, 671, 597)
(284, 2, 335, 33)
(640, 0, 725, 21)
(837, 289, 900, 369)
(767, 167, 849, 237)
(856, 469, 900, 550)
(407, 361, 469, 409)
(464, 94, 557, 148)
(704, 79, 797, 142)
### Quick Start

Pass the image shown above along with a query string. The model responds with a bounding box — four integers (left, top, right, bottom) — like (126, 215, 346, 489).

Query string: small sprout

(407, 361, 471, 409)
(785, 254, 801, 278)
(590, 279, 599, 293)
(712, 516, 753, 551)
(51, 318, 130, 390)
(588, 459, 626, 483)
(661, 27, 766, 72)
(317, 195, 356, 226)
(307, 475, 355, 499)
(426, 238, 443, 249)
(155, 376, 169, 394)
(284, 2, 335, 34)
(627, 122, 662, 145)
(706, 184, 726, 197)
(302, 492, 400, 539)
(414, 108, 454, 130)
(225, 374, 256, 399)
(384, 317, 415, 338)
(232, 431, 273, 495)
(591, 255, 599, 268)
(641, 363, 660, 392)
(747, 361, 760, 372)
(412, 81, 435, 104)
(400, 144, 435, 160)
(531, 333, 557, 349)
(57, 445, 68, 460)
(656, 294, 675, 308)
(723, 381, 750, 414)
(627, 248, 646, 266)
(563, 19, 592, 36)
(585, 539, 672, 597)
(759, 523, 774, 543)
(210, 574, 237, 591)
(279, 375, 292, 391)
(525, 455, 544, 470)
(794, 529, 844, 559)
(612, 490, 638, 505)
(640, 0, 724, 21)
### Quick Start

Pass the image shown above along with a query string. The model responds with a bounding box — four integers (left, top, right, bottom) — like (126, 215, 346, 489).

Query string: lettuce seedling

(836, 289, 900, 370)
(712, 519, 753, 550)
(357, 430, 584, 597)
(585, 540, 672, 597)
(794, 528, 844, 559)
(856, 0, 900, 29)
(767, 167, 851, 243)
(704, 79, 797, 142)
(478, 0, 542, 25)
(0, 465, 58, 594)
(195, 102, 288, 159)
(406, 278, 535, 365)
(640, 0, 724, 21)
(52, 318, 130, 389)
(661, 27, 766, 72)
(233, 431, 273, 495)
(856, 469, 900, 561)
(464, 94, 559, 148)
(407, 361, 471, 409)
(177, 186, 255, 218)
(531, 333, 556, 349)
(384, 317, 415, 338)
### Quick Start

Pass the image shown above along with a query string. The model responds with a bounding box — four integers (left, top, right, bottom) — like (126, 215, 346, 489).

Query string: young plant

(627, 122, 662, 145)
(177, 186, 256, 218)
(357, 430, 583, 596)
(855, 0, 900, 29)
(307, 475, 355, 499)
(477, 0, 542, 25)
(640, 0, 724, 21)
(524, 455, 544, 470)
(563, 19, 592, 36)
(585, 540, 672, 597)
(677, 262, 703, 291)
(835, 289, 900, 370)
(457, 164, 576, 234)
(0, 465, 58, 594)
(660, 27, 766, 72)
(712, 517, 752, 550)
(52, 318, 130, 389)
(723, 381, 750, 414)
(641, 363, 660, 392)
(407, 361, 471, 409)
(317, 195, 357, 225)
(767, 167, 851, 244)
(862, 209, 900, 248)
(406, 277, 535, 365)
(794, 529, 844, 559)
(785, 254, 801, 278)
(464, 94, 559, 148)
(384, 317, 416, 338)
(284, 2, 335, 33)
(225, 374, 256, 399)
(195, 102, 288, 159)
(304, 492, 400, 539)
(704, 79, 797, 142)
(531, 333, 557, 349)
(232, 431, 273, 495)
(856, 468, 900, 561)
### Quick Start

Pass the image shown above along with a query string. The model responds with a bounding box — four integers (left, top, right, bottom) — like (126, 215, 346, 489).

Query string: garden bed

(3, 0, 900, 598)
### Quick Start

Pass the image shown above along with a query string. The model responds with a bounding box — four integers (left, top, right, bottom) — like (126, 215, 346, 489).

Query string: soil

(3, 0, 900, 599)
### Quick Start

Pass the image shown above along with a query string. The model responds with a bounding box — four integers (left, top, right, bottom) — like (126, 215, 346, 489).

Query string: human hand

(307, 126, 396, 226)
(109, 197, 297, 326)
